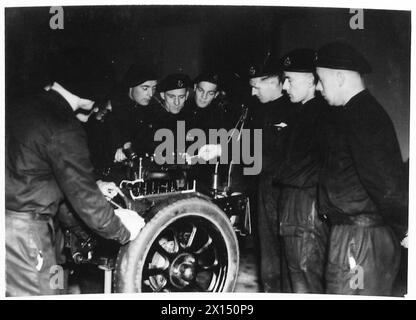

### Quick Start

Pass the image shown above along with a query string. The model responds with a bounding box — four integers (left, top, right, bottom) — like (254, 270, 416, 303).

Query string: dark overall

(252, 95, 296, 292)
(275, 96, 329, 293)
(319, 90, 407, 295)
(5, 91, 130, 296)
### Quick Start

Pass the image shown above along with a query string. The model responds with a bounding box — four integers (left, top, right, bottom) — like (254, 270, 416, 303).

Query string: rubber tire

(113, 197, 239, 293)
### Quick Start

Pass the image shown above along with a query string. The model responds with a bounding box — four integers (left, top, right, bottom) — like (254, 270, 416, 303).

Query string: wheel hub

(170, 253, 197, 288)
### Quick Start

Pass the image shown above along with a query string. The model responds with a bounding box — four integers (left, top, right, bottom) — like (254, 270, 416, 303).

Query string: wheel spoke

(134, 209, 234, 293)
(170, 227, 180, 254)
(183, 223, 198, 249)
(144, 274, 168, 292)
(198, 258, 219, 271)
(153, 240, 176, 258)
(143, 267, 167, 278)
(194, 235, 213, 255)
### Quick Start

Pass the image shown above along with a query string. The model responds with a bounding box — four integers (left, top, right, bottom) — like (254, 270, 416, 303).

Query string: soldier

(185, 72, 227, 132)
(111, 63, 159, 162)
(138, 73, 192, 164)
(315, 42, 408, 295)
(247, 55, 296, 292)
(5, 48, 144, 296)
(274, 48, 329, 293)
(158, 73, 192, 116)
(182, 72, 231, 188)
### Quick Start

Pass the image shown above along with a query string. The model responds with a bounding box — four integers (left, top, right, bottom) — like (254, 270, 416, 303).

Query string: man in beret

(111, 63, 159, 162)
(247, 55, 296, 292)
(158, 73, 192, 115)
(315, 42, 408, 295)
(134, 73, 193, 162)
(176, 73, 224, 187)
(273, 48, 329, 293)
(186, 72, 225, 131)
(5, 48, 144, 296)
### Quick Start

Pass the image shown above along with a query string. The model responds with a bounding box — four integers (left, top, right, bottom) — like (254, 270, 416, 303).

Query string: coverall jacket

(252, 95, 296, 292)
(274, 95, 329, 293)
(5, 90, 130, 296)
(319, 89, 407, 295)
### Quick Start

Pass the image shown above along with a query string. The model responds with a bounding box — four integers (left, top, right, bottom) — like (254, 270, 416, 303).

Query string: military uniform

(316, 42, 407, 295)
(274, 95, 329, 293)
(6, 91, 130, 296)
(108, 63, 160, 157)
(112, 93, 160, 156)
(140, 73, 193, 160)
(247, 57, 296, 292)
(274, 49, 329, 293)
(253, 95, 296, 292)
(5, 49, 132, 296)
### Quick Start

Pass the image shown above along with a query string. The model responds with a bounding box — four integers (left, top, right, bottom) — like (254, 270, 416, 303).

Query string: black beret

(50, 47, 114, 101)
(158, 73, 192, 92)
(123, 63, 159, 88)
(248, 54, 282, 79)
(193, 72, 220, 86)
(315, 42, 372, 74)
(281, 48, 316, 72)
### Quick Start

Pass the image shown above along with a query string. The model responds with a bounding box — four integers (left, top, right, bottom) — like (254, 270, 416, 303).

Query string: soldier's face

(282, 72, 315, 104)
(249, 76, 282, 103)
(194, 81, 218, 108)
(161, 88, 189, 114)
(130, 80, 158, 106)
(316, 67, 343, 106)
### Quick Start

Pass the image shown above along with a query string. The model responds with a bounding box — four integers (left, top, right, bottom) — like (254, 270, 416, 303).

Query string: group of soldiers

(250, 43, 408, 295)
(5, 41, 408, 296)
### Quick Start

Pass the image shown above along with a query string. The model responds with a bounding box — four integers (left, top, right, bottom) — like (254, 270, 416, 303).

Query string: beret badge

(249, 66, 256, 76)
(177, 80, 184, 88)
(284, 56, 291, 67)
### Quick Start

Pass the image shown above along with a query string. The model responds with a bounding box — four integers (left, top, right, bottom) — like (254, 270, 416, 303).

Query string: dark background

(5, 5, 410, 159)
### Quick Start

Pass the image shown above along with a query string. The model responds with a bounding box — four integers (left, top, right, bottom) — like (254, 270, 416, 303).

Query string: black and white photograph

(2, 0, 412, 301)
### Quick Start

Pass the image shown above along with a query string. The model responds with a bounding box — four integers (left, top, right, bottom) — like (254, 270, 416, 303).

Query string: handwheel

(113, 197, 239, 292)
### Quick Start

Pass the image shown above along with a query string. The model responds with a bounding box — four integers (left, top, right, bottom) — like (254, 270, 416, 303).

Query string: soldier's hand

(198, 144, 222, 161)
(97, 180, 121, 199)
(114, 208, 145, 241)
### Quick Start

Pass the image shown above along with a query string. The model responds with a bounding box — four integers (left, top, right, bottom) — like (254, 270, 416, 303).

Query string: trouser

(325, 223, 401, 296)
(257, 174, 284, 292)
(278, 187, 328, 293)
(281, 227, 328, 293)
(6, 212, 60, 297)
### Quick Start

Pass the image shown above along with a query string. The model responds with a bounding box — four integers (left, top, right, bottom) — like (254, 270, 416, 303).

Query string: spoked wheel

(113, 197, 239, 293)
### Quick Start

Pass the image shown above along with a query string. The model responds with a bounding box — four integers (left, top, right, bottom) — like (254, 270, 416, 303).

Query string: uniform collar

(344, 89, 369, 110)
